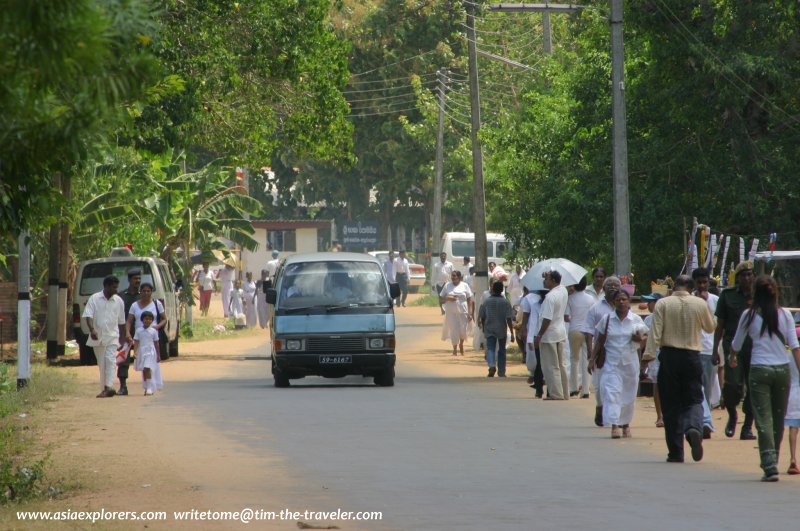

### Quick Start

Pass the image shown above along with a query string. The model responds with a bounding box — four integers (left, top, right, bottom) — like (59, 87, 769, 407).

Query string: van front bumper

(274, 352, 395, 378)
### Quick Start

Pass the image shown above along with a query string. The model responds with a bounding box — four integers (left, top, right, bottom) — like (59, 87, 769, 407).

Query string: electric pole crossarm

(489, 3, 586, 13)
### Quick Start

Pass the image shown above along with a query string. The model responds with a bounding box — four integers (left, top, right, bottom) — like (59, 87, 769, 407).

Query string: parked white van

(440, 232, 513, 275)
(71, 248, 180, 365)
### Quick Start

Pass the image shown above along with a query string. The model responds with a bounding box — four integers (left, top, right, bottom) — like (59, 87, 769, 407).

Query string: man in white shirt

(568, 278, 596, 398)
(693, 267, 719, 438)
(585, 266, 607, 300)
(383, 251, 396, 283)
(508, 264, 526, 307)
(433, 252, 454, 315)
(82, 275, 126, 398)
(218, 264, 235, 318)
(394, 250, 410, 306)
(534, 270, 570, 400)
(266, 249, 280, 278)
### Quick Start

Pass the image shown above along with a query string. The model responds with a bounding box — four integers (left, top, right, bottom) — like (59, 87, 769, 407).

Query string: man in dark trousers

(643, 275, 716, 463)
(117, 268, 141, 395)
(712, 261, 756, 440)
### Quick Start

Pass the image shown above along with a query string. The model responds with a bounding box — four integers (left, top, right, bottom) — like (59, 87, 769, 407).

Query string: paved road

(155, 309, 800, 531)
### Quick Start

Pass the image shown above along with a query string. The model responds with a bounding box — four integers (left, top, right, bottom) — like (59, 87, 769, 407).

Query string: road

(148, 305, 800, 531)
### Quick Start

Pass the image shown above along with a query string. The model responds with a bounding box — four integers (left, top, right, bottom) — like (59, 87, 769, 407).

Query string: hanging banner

(748, 238, 760, 261)
(719, 235, 731, 281)
(739, 237, 745, 263)
(708, 233, 718, 270)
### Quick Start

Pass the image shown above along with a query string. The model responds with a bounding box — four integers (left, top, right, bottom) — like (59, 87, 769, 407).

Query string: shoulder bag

(153, 300, 169, 359)
(594, 314, 611, 369)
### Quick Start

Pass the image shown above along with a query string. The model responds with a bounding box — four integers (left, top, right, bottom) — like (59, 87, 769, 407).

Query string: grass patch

(0, 364, 77, 504)
(182, 317, 265, 342)
(410, 294, 441, 307)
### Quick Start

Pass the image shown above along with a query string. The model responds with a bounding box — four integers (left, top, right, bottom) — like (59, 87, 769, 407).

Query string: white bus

(440, 232, 512, 275)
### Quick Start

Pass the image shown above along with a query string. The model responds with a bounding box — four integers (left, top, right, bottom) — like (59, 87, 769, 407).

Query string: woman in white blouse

(731, 275, 800, 482)
(593, 290, 648, 439)
(440, 271, 474, 356)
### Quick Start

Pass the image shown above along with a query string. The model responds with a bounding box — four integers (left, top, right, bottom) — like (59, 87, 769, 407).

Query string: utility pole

(610, 0, 631, 278)
(46, 175, 60, 360)
(466, 1, 489, 310)
(432, 68, 447, 261)
(17, 231, 31, 389)
(57, 176, 70, 358)
(542, 11, 553, 54)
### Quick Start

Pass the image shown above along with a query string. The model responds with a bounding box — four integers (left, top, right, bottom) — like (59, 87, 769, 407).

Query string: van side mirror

(266, 289, 277, 304)
(389, 283, 401, 299)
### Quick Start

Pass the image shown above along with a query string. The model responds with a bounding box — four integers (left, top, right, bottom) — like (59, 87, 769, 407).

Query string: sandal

(788, 463, 800, 475)
(655, 418, 664, 428)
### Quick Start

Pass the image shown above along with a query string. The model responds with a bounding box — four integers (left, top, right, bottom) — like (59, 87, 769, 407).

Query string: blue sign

(342, 221, 379, 248)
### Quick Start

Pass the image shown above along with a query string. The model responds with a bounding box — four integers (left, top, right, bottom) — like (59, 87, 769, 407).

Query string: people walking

(394, 250, 410, 306)
(117, 268, 141, 396)
(593, 289, 647, 438)
(382, 251, 396, 284)
(433, 252, 454, 315)
(125, 282, 167, 393)
(641, 293, 665, 427)
(243, 271, 258, 328)
(522, 289, 546, 397)
(730, 275, 800, 481)
(508, 265, 526, 307)
(82, 275, 126, 398)
(219, 263, 235, 318)
(132, 310, 163, 396)
(568, 278, 595, 398)
(713, 261, 757, 440)
(643, 275, 716, 463)
(255, 269, 270, 329)
(478, 280, 515, 377)
(229, 279, 246, 329)
(534, 270, 570, 400)
(195, 262, 215, 316)
(585, 267, 606, 300)
(693, 267, 719, 438)
(440, 270, 474, 356)
(584, 276, 621, 425)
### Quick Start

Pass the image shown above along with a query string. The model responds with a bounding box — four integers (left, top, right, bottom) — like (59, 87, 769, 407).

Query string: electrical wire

(347, 106, 422, 118)
(350, 50, 442, 77)
(343, 77, 438, 94)
(347, 71, 439, 85)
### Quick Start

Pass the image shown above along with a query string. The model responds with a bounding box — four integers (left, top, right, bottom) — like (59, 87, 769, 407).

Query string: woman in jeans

(731, 275, 800, 482)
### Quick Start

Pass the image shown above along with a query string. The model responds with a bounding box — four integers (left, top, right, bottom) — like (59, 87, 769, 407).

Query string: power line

(343, 77, 437, 94)
(347, 106, 421, 118)
(350, 50, 442, 77)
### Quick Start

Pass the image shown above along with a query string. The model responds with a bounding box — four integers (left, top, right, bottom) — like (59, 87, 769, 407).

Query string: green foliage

(0, 366, 12, 397)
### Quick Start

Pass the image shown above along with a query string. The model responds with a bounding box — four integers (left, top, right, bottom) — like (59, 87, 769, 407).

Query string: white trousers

(568, 329, 591, 395)
(94, 343, 117, 390)
(600, 360, 640, 426)
(540, 341, 569, 399)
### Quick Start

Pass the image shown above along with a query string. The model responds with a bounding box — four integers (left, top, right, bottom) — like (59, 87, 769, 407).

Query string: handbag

(594, 314, 611, 369)
(153, 301, 169, 355)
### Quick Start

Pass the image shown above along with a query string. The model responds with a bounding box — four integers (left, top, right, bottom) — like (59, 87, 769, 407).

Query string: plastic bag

(115, 343, 131, 366)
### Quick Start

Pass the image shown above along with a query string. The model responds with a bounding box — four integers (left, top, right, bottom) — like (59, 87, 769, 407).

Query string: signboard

(342, 221, 379, 248)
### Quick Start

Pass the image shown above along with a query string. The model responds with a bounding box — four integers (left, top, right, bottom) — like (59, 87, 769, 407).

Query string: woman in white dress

(243, 272, 258, 328)
(125, 283, 165, 394)
(133, 311, 162, 395)
(593, 289, 647, 439)
(229, 280, 246, 329)
(440, 271, 474, 356)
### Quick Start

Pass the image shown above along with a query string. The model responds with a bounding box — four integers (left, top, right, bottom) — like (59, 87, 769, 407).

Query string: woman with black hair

(731, 274, 800, 482)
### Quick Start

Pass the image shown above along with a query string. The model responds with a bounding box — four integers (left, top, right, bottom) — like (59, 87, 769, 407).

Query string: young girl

(133, 311, 163, 396)
(229, 280, 246, 330)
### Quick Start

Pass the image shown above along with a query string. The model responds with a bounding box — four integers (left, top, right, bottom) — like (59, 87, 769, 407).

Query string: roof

(251, 219, 333, 230)
(443, 231, 508, 240)
(282, 252, 380, 265)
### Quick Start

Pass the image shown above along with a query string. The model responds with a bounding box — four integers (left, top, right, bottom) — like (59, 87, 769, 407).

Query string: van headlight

(368, 338, 385, 349)
(286, 339, 303, 350)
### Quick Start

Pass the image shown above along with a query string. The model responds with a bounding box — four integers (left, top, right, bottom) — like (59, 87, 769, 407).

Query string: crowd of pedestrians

(445, 257, 800, 482)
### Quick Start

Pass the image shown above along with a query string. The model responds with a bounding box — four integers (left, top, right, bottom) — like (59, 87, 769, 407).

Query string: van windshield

(451, 240, 476, 258)
(80, 262, 154, 296)
(277, 261, 390, 313)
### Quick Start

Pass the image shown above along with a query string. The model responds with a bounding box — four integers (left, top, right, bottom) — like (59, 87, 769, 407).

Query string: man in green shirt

(712, 261, 756, 440)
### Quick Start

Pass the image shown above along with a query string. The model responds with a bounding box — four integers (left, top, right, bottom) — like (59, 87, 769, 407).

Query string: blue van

(266, 252, 401, 387)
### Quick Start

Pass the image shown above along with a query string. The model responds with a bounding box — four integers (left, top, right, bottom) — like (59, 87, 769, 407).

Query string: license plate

(319, 355, 352, 364)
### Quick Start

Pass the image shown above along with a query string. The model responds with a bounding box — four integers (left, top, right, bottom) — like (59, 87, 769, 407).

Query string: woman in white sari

(440, 271, 474, 356)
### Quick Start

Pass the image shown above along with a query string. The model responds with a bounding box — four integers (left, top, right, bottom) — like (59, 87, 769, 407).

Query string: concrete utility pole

(57, 176, 70, 357)
(46, 175, 60, 360)
(17, 231, 31, 389)
(432, 68, 447, 261)
(610, 0, 631, 277)
(466, 2, 489, 306)
(542, 11, 553, 54)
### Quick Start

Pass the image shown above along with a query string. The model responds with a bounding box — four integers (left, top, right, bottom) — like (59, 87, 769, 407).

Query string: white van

(440, 232, 513, 275)
(71, 248, 180, 365)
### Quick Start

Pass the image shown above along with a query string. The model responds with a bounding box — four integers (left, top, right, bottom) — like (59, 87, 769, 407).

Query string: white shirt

(433, 260, 454, 286)
(490, 265, 508, 280)
(439, 281, 473, 315)
(128, 299, 165, 332)
(383, 258, 396, 282)
(82, 291, 125, 347)
(697, 293, 719, 355)
(394, 257, 410, 275)
(596, 311, 647, 366)
(266, 259, 280, 277)
(568, 290, 596, 333)
(218, 267, 234, 286)
(539, 284, 568, 343)
(508, 270, 526, 305)
(582, 298, 615, 336)
(585, 284, 603, 301)
(732, 308, 799, 366)
(197, 270, 215, 291)
(522, 292, 542, 340)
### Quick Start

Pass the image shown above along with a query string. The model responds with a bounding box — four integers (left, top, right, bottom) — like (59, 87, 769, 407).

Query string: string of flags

(685, 219, 776, 287)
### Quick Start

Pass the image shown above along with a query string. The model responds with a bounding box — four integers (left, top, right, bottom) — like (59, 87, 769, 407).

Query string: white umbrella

(521, 258, 588, 291)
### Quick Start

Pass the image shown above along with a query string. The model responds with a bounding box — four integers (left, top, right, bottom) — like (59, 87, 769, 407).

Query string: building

(241, 219, 335, 275)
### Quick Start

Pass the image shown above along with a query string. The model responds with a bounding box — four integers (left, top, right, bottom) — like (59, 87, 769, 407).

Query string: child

(786, 321, 800, 475)
(133, 311, 163, 396)
(229, 280, 246, 330)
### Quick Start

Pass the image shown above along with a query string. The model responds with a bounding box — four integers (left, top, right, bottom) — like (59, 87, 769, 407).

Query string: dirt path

(3, 292, 789, 529)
